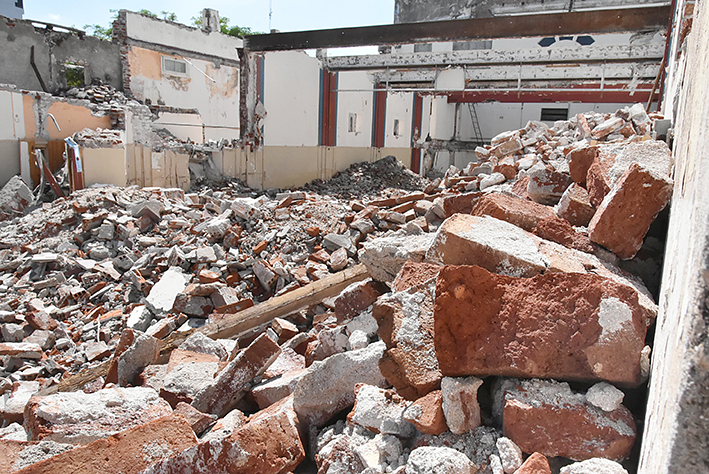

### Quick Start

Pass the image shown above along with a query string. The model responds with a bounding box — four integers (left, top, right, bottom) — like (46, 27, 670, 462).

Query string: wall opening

(65, 63, 85, 88)
(161, 56, 188, 77)
(540, 107, 569, 122)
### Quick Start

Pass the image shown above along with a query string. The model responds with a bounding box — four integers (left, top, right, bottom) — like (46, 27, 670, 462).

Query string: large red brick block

(589, 162, 673, 260)
(434, 265, 649, 386)
(426, 214, 658, 321)
(471, 193, 593, 253)
(24, 387, 173, 444)
(502, 379, 636, 461)
(142, 397, 305, 474)
(14, 415, 198, 474)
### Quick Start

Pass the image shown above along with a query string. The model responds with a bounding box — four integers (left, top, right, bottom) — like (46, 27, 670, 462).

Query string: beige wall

(124, 144, 190, 191)
(215, 145, 412, 190)
(81, 144, 190, 191)
(81, 147, 127, 187)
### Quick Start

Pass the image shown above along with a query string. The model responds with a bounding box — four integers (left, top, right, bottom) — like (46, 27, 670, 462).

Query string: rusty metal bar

(244, 6, 671, 52)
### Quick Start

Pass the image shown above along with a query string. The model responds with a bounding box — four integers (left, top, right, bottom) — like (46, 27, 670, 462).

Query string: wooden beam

(37, 265, 370, 396)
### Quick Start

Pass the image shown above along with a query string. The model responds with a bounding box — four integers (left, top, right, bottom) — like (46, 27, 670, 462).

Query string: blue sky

(24, 0, 396, 34)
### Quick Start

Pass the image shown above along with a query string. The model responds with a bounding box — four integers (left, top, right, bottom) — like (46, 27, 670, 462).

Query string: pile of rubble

(0, 102, 671, 474)
(64, 84, 129, 106)
(303, 155, 430, 200)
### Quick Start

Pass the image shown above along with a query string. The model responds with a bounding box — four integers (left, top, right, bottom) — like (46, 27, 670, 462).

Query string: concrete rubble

(0, 104, 671, 473)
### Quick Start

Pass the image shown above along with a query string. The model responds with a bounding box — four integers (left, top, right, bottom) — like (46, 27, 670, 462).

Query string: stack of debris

(0, 103, 670, 474)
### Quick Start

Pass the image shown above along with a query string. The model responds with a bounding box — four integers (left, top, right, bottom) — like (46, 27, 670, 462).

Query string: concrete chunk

(348, 384, 415, 437)
(441, 376, 483, 435)
(293, 341, 387, 429)
(407, 446, 477, 474)
(146, 268, 191, 317)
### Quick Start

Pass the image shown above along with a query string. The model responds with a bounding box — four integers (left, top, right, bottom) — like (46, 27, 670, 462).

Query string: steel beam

(244, 6, 670, 52)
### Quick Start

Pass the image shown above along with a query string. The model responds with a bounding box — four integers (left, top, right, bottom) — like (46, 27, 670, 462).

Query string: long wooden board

(37, 264, 370, 396)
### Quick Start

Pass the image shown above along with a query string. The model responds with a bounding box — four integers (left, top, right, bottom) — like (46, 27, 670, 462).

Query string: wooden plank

(37, 264, 370, 396)
(158, 264, 370, 357)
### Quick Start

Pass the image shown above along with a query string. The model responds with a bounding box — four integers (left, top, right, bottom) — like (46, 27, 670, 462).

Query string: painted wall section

(125, 46, 240, 141)
(216, 146, 412, 190)
(263, 51, 321, 147)
(335, 71, 374, 148)
(123, 11, 242, 61)
(81, 147, 127, 188)
(384, 92, 413, 148)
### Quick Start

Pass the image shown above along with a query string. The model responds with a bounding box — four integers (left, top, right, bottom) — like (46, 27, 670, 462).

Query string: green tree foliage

(84, 9, 177, 40)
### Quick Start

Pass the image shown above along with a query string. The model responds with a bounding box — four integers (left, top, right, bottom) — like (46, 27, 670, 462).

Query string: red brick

(471, 192, 556, 231)
(567, 144, 599, 186)
(526, 166, 573, 205)
(509, 176, 530, 200)
(191, 333, 281, 417)
(441, 192, 484, 217)
(589, 162, 673, 260)
(403, 390, 448, 435)
(334, 279, 388, 323)
(576, 114, 593, 139)
(373, 282, 441, 400)
(252, 240, 268, 254)
(198, 270, 221, 284)
(392, 261, 442, 293)
(434, 265, 650, 386)
(515, 453, 552, 474)
(532, 216, 594, 254)
(14, 415, 198, 474)
(25, 311, 58, 331)
(502, 379, 636, 461)
(556, 183, 596, 227)
(173, 402, 217, 436)
(143, 396, 305, 474)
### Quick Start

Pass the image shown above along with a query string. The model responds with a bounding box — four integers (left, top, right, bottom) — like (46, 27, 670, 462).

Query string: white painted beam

(327, 43, 664, 70)
(371, 62, 659, 83)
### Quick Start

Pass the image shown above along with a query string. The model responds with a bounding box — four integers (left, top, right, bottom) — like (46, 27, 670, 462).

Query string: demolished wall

(113, 10, 242, 142)
(0, 15, 122, 93)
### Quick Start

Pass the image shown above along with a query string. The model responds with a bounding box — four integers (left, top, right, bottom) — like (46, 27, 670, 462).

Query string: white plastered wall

(336, 71, 374, 147)
(262, 51, 321, 147)
(0, 90, 24, 186)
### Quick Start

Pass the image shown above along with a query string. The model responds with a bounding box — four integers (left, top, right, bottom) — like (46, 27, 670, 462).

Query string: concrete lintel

(327, 43, 665, 70)
(370, 62, 659, 84)
(244, 6, 671, 51)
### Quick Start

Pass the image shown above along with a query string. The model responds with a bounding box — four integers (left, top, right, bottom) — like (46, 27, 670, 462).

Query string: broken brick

(589, 162, 673, 259)
(502, 379, 636, 461)
(434, 265, 649, 386)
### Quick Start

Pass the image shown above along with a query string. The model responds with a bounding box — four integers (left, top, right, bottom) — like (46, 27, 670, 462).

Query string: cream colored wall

(81, 147, 127, 187)
(87, 144, 190, 191)
(215, 145, 412, 190)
